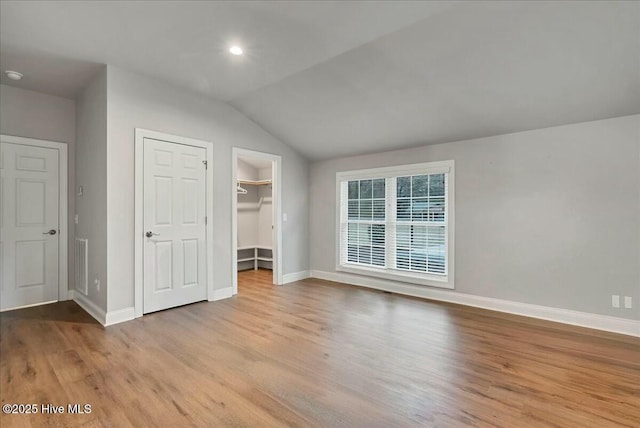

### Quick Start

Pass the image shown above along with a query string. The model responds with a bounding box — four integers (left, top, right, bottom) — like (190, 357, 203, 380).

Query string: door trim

(134, 129, 214, 318)
(231, 147, 283, 294)
(0, 134, 69, 306)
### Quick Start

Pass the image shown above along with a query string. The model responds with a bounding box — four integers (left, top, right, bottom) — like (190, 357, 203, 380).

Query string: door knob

(145, 231, 160, 238)
(43, 229, 57, 235)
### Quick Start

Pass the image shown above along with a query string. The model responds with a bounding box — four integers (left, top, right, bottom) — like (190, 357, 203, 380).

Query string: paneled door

(1, 142, 59, 310)
(143, 138, 207, 313)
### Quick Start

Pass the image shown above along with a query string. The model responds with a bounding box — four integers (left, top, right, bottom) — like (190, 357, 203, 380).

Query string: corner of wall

(74, 65, 109, 315)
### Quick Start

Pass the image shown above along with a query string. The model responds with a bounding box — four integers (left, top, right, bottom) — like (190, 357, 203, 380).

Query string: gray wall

(0, 84, 77, 292)
(237, 158, 258, 181)
(310, 115, 640, 320)
(75, 68, 108, 311)
(106, 66, 309, 312)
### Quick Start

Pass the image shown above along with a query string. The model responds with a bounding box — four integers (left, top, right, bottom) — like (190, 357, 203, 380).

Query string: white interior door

(1, 142, 59, 310)
(143, 138, 207, 313)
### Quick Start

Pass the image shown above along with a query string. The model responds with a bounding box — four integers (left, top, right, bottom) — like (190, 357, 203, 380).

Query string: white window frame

(335, 160, 454, 289)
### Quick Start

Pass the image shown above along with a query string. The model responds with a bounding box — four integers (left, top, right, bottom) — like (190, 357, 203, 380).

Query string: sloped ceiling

(231, 1, 640, 159)
(1, 1, 638, 160)
(0, 1, 452, 100)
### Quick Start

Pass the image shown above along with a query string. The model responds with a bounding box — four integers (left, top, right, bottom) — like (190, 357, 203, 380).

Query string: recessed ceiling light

(229, 46, 243, 56)
(5, 70, 23, 81)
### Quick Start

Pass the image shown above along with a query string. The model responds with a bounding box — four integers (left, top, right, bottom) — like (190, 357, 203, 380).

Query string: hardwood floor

(1, 269, 639, 427)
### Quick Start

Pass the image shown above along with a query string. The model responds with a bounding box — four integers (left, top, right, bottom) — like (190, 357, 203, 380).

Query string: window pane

(347, 222, 358, 263)
(412, 226, 428, 256)
(427, 226, 445, 247)
(345, 223, 386, 267)
(396, 248, 410, 269)
(427, 226, 446, 274)
(429, 174, 445, 197)
(373, 179, 385, 198)
(396, 225, 411, 249)
(397, 198, 411, 220)
(411, 255, 427, 272)
(348, 181, 359, 199)
(348, 200, 358, 219)
(373, 199, 385, 220)
(372, 247, 385, 267)
(429, 197, 445, 222)
(430, 263, 445, 273)
(410, 225, 427, 272)
(359, 180, 372, 199)
(348, 222, 358, 243)
(371, 224, 385, 246)
(359, 245, 372, 265)
(412, 198, 428, 221)
(357, 223, 371, 245)
(412, 175, 428, 197)
(359, 200, 372, 219)
(397, 176, 411, 197)
(347, 244, 357, 262)
(428, 254, 445, 274)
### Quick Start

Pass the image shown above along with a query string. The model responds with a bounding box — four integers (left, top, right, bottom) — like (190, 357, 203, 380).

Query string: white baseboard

(0, 288, 78, 312)
(72, 290, 135, 326)
(309, 270, 640, 337)
(72, 291, 107, 325)
(0, 300, 57, 312)
(211, 286, 233, 301)
(105, 307, 135, 326)
(283, 270, 311, 284)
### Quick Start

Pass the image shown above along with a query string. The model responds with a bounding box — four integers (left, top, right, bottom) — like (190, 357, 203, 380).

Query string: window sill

(336, 263, 454, 289)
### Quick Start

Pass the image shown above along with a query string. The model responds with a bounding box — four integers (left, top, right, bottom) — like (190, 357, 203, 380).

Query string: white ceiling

(1, 1, 638, 160)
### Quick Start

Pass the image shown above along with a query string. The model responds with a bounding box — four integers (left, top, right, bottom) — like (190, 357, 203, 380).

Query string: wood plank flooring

(1, 269, 639, 427)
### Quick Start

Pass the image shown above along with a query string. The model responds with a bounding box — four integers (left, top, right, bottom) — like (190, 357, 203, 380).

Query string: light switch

(612, 295, 620, 308)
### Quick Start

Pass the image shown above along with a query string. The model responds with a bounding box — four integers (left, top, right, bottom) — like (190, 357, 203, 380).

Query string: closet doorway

(231, 148, 282, 294)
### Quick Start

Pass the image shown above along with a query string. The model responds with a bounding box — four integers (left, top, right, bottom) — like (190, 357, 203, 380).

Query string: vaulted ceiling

(2, 1, 638, 160)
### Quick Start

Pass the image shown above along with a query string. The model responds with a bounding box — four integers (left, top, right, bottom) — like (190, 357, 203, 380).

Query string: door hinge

(205, 216, 208, 225)
(202, 160, 208, 169)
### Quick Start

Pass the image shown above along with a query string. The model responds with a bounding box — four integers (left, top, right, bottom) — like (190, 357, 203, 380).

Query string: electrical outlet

(74, 214, 79, 224)
(624, 296, 632, 309)
(95, 279, 100, 291)
(612, 295, 620, 308)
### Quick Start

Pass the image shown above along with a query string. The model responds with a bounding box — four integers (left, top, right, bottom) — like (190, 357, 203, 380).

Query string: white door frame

(231, 148, 283, 293)
(0, 134, 69, 306)
(134, 129, 214, 318)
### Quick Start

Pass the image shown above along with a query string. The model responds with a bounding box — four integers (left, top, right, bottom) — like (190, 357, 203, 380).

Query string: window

(337, 161, 454, 288)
